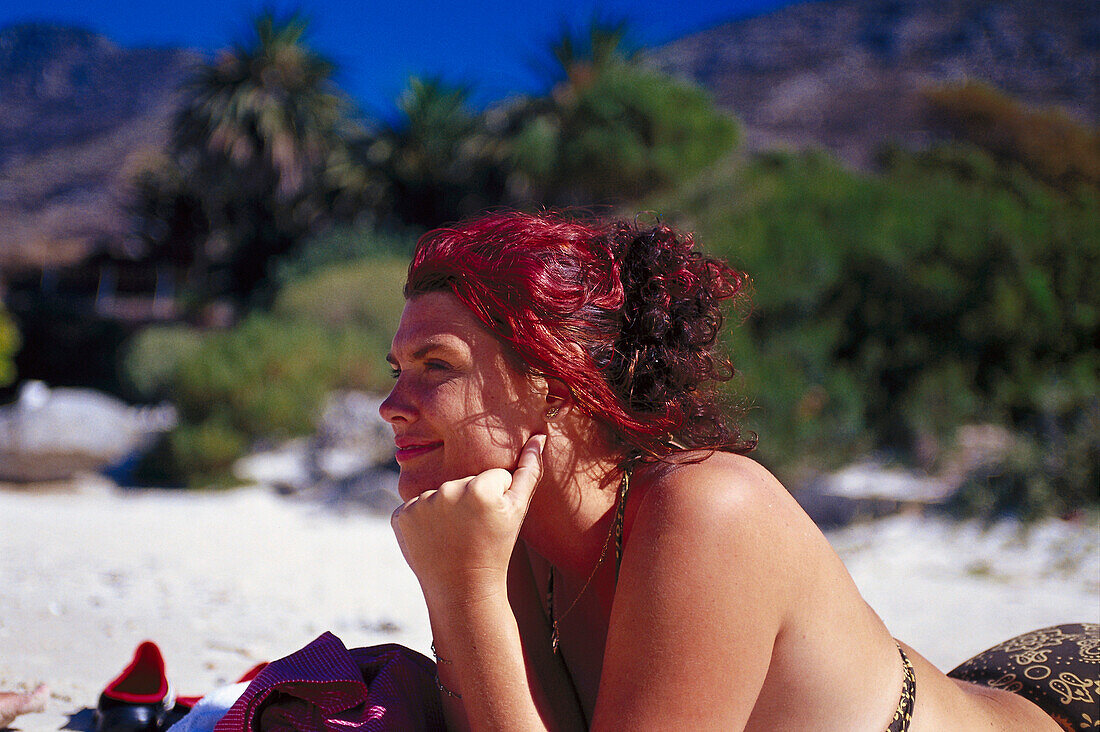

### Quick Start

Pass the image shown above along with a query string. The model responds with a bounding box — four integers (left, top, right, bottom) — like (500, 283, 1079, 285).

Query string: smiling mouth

(394, 441, 443, 463)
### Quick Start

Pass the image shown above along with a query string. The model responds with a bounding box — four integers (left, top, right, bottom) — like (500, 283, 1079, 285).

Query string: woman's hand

(391, 435, 546, 604)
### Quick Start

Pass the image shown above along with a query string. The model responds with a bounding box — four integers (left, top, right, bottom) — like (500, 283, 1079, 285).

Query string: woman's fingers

(394, 434, 544, 534)
(390, 436, 547, 595)
(505, 434, 545, 514)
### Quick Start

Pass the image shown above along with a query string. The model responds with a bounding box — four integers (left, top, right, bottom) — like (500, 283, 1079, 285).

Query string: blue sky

(0, 0, 798, 118)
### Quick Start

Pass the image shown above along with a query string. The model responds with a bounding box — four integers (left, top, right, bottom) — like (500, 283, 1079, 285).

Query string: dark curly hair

(405, 211, 755, 462)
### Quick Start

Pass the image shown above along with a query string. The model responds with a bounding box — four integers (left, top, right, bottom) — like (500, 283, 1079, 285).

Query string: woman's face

(380, 291, 545, 501)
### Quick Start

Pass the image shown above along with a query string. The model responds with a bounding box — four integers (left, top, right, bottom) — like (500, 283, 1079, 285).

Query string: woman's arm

(392, 436, 585, 732)
(426, 545, 586, 732)
(590, 456, 796, 731)
(424, 578, 542, 730)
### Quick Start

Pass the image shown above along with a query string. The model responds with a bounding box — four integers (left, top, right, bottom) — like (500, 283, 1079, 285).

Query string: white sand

(830, 511, 1099, 669)
(0, 478, 429, 731)
(1, 478, 1096, 731)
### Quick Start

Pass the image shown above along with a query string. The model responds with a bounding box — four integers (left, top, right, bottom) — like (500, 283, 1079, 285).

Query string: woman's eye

(424, 360, 451, 372)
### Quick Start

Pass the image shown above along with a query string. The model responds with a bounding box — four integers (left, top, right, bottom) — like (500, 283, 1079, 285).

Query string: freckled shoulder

(595, 452, 819, 728)
(625, 453, 823, 593)
(630, 452, 808, 535)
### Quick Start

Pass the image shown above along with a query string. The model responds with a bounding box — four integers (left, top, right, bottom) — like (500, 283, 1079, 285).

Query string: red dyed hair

(406, 211, 754, 460)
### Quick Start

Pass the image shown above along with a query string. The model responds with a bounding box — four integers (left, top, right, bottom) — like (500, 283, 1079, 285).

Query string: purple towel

(213, 632, 445, 731)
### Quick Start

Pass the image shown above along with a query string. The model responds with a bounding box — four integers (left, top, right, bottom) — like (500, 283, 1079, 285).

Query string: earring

(545, 406, 560, 419)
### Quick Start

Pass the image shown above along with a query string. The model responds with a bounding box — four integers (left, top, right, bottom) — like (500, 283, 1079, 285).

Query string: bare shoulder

(635, 451, 793, 508)
(624, 451, 833, 619)
(593, 452, 820, 728)
(628, 451, 818, 560)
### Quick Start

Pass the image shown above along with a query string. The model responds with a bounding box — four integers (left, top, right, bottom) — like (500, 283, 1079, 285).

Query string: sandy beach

(1, 476, 1096, 731)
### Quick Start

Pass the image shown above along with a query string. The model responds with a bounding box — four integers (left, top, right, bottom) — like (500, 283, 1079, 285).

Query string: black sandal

(94, 642, 173, 732)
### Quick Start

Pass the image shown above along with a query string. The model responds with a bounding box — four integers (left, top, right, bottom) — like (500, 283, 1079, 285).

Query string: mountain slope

(0, 2, 1097, 271)
(648, 0, 1098, 165)
(0, 24, 199, 271)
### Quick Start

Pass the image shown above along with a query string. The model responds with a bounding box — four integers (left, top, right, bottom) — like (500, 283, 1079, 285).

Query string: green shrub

(272, 256, 409, 337)
(271, 224, 417, 288)
(650, 145, 1100, 514)
(144, 311, 391, 486)
(121, 324, 206, 400)
(173, 314, 388, 431)
(0, 304, 20, 387)
(923, 81, 1100, 190)
(949, 404, 1100, 520)
(126, 242, 411, 486)
(511, 64, 739, 203)
(658, 151, 883, 466)
(162, 417, 251, 487)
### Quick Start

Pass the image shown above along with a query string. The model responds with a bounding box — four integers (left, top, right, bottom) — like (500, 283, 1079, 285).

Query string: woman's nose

(379, 380, 415, 424)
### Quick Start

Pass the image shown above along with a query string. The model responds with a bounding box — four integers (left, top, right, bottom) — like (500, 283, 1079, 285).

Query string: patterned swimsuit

(886, 643, 916, 732)
(947, 623, 1099, 732)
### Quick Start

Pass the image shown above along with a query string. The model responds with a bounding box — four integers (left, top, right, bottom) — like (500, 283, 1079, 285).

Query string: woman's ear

(542, 378, 573, 422)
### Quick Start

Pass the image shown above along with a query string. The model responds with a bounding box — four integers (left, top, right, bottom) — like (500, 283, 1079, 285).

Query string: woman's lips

(394, 441, 443, 462)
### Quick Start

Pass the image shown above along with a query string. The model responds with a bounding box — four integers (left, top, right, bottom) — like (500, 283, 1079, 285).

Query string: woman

(383, 212, 1076, 731)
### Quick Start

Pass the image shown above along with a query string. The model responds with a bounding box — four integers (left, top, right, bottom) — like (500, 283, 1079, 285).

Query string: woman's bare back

(530, 453, 1060, 730)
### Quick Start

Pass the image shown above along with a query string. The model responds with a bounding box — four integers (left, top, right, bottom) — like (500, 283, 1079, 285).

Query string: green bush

(174, 313, 388, 431)
(950, 403, 1100, 521)
(273, 256, 409, 337)
(271, 225, 417, 288)
(923, 81, 1100, 190)
(161, 417, 251, 487)
(139, 310, 392, 486)
(121, 325, 207, 400)
(124, 236, 412, 486)
(651, 145, 1100, 515)
(510, 64, 739, 203)
(0, 304, 20, 387)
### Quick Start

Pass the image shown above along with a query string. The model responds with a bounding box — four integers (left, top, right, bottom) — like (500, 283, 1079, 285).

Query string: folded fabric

(166, 682, 250, 732)
(212, 633, 445, 732)
(175, 663, 268, 713)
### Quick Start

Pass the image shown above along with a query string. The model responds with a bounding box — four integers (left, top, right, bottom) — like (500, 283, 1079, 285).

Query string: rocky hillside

(0, 24, 199, 271)
(648, 0, 1098, 165)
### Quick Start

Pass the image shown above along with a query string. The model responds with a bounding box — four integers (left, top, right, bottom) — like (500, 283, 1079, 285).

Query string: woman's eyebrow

(387, 338, 464, 365)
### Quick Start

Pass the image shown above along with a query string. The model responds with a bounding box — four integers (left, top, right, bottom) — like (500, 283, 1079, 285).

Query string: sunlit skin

(0, 685, 48, 728)
(383, 292, 1061, 732)
(381, 292, 546, 503)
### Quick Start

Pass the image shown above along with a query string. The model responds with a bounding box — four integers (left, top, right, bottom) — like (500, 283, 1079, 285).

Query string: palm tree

(362, 77, 509, 228)
(170, 12, 367, 303)
(507, 18, 737, 205)
(546, 17, 638, 95)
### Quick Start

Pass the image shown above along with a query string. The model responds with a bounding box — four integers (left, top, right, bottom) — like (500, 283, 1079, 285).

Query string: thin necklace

(547, 469, 629, 654)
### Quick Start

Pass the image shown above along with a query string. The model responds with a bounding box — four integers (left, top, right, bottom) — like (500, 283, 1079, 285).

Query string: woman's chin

(395, 464, 448, 502)
(396, 475, 428, 503)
